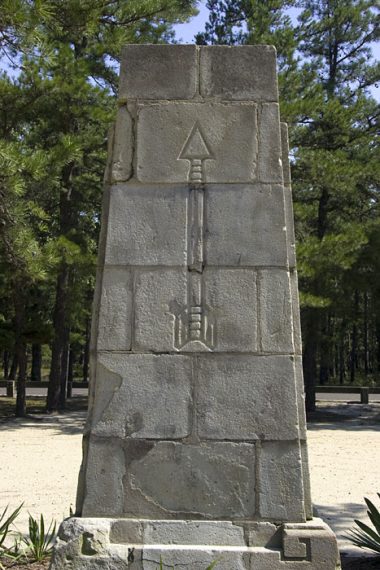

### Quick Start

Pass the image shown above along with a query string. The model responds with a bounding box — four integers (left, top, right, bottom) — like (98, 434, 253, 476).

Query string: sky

(173, 1, 380, 101)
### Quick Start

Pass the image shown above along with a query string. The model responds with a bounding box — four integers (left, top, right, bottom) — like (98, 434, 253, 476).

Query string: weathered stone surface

(203, 268, 258, 352)
(119, 45, 197, 101)
(258, 104, 283, 183)
(200, 45, 278, 101)
(133, 268, 258, 353)
(196, 356, 299, 440)
(91, 354, 192, 439)
(294, 356, 307, 440)
(123, 441, 256, 519)
(51, 518, 341, 569)
(205, 184, 288, 267)
(81, 437, 126, 517)
(283, 187, 296, 269)
(246, 522, 280, 547)
(280, 122, 291, 185)
(51, 44, 340, 570)
(282, 519, 341, 569)
(258, 441, 305, 522)
(97, 266, 132, 351)
(300, 441, 313, 521)
(110, 519, 246, 546)
(136, 102, 257, 183)
(111, 106, 133, 182)
(290, 270, 302, 354)
(104, 184, 187, 266)
(258, 269, 294, 353)
(132, 549, 249, 570)
(134, 269, 187, 352)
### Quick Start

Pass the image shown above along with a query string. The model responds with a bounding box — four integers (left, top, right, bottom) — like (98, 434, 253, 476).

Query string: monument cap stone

(200, 45, 278, 101)
(119, 44, 197, 101)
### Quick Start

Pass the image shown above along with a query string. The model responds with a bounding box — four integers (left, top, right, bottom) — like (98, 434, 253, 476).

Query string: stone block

(258, 441, 305, 521)
(135, 549, 249, 570)
(109, 519, 246, 546)
(111, 106, 133, 182)
(284, 186, 296, 268)
(123, 441, 256, 519)
(97, 267, 132, 351)
(246, 522, 280, 547)
(294, 356, 307, 440)
(134, 269, 187, 352)
(91, 353, 192, 439)
(119, 45, 197, 101)
(136, 102, 257, 183)
(282, 519, 341, 568)
(134, 268, 258, 353)
(280, 122, 291, 185)
(205, 184, 288, 267)
(104, 184, 187, 266)
(258, 104, 283, 183)
(50, 517, 342, 569)
(258, 269, 294, 353)
(81, 436, 126, 517)
(203, 268, 258, 352)
(300, 441, 313, 521)
(200, 45, 278, 101)
(196, 356, 300, 440)
(290, 270, 302, 354)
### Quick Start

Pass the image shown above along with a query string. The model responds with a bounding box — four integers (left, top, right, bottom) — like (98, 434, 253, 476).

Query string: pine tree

(198, 0, 380, 410)
(0, 0, 198, 414)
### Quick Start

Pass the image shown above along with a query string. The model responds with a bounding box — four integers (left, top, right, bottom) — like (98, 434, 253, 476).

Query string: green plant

(0, 504, 22, 551)
(1, 535, 25, 569)
(347, 494, 380, 553)
(0, 504, 23, 570)
(22, 513, 56, 561)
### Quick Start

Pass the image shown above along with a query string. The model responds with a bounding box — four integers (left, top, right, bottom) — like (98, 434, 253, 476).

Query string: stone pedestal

(50, 45, 340, 569)
(51, 518, 339, 569)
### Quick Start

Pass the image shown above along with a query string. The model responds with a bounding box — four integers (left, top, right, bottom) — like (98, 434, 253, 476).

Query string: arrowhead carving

(179, 123, 213, 161)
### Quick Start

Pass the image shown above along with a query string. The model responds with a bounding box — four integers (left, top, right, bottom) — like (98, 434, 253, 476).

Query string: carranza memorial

(50, 45, 341, 569)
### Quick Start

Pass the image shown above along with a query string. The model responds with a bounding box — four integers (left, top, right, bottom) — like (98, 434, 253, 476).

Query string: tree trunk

(13, 289, 27, 417)
(364, 292, 369, 376)
(82, 318, 90, 383)
(31, 343, 42, 382)
(350, 290, 359, 384)
(9, 353, 18, 380)
(339, 321, 346, 385)
(2, 351, 10, 380)
(68, 348, 74, 383)
(59, 334, 70, 410)
(67, 348, 74, 399)
(302, 308, 318, 413)
(47, 164, 74, 412)
(319, 314, 330, 385)
(47, 264, 70, 412)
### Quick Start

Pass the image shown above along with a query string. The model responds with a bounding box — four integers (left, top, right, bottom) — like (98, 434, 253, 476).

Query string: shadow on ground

(308, 402, 380, 431)
(0, 394, 88, 435)
(0, 409, 87, 435)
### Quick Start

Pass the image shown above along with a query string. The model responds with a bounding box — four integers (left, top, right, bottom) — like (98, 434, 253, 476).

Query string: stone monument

(50, 45, 341, 569)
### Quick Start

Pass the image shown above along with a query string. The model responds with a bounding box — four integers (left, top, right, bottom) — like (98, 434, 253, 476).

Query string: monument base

(50, 517, 341, 569)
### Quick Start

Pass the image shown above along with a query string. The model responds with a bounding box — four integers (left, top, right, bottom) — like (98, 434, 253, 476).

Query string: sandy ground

(1, 401, 379, 561)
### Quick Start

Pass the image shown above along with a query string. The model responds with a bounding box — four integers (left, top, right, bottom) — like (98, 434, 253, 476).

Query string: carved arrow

(179, 122, 213, 183)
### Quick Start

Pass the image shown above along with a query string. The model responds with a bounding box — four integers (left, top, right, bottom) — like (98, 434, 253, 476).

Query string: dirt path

(1, 402, 379, 564)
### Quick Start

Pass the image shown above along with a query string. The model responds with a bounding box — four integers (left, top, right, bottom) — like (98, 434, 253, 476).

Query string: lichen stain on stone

(125, 411, 144, 436)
